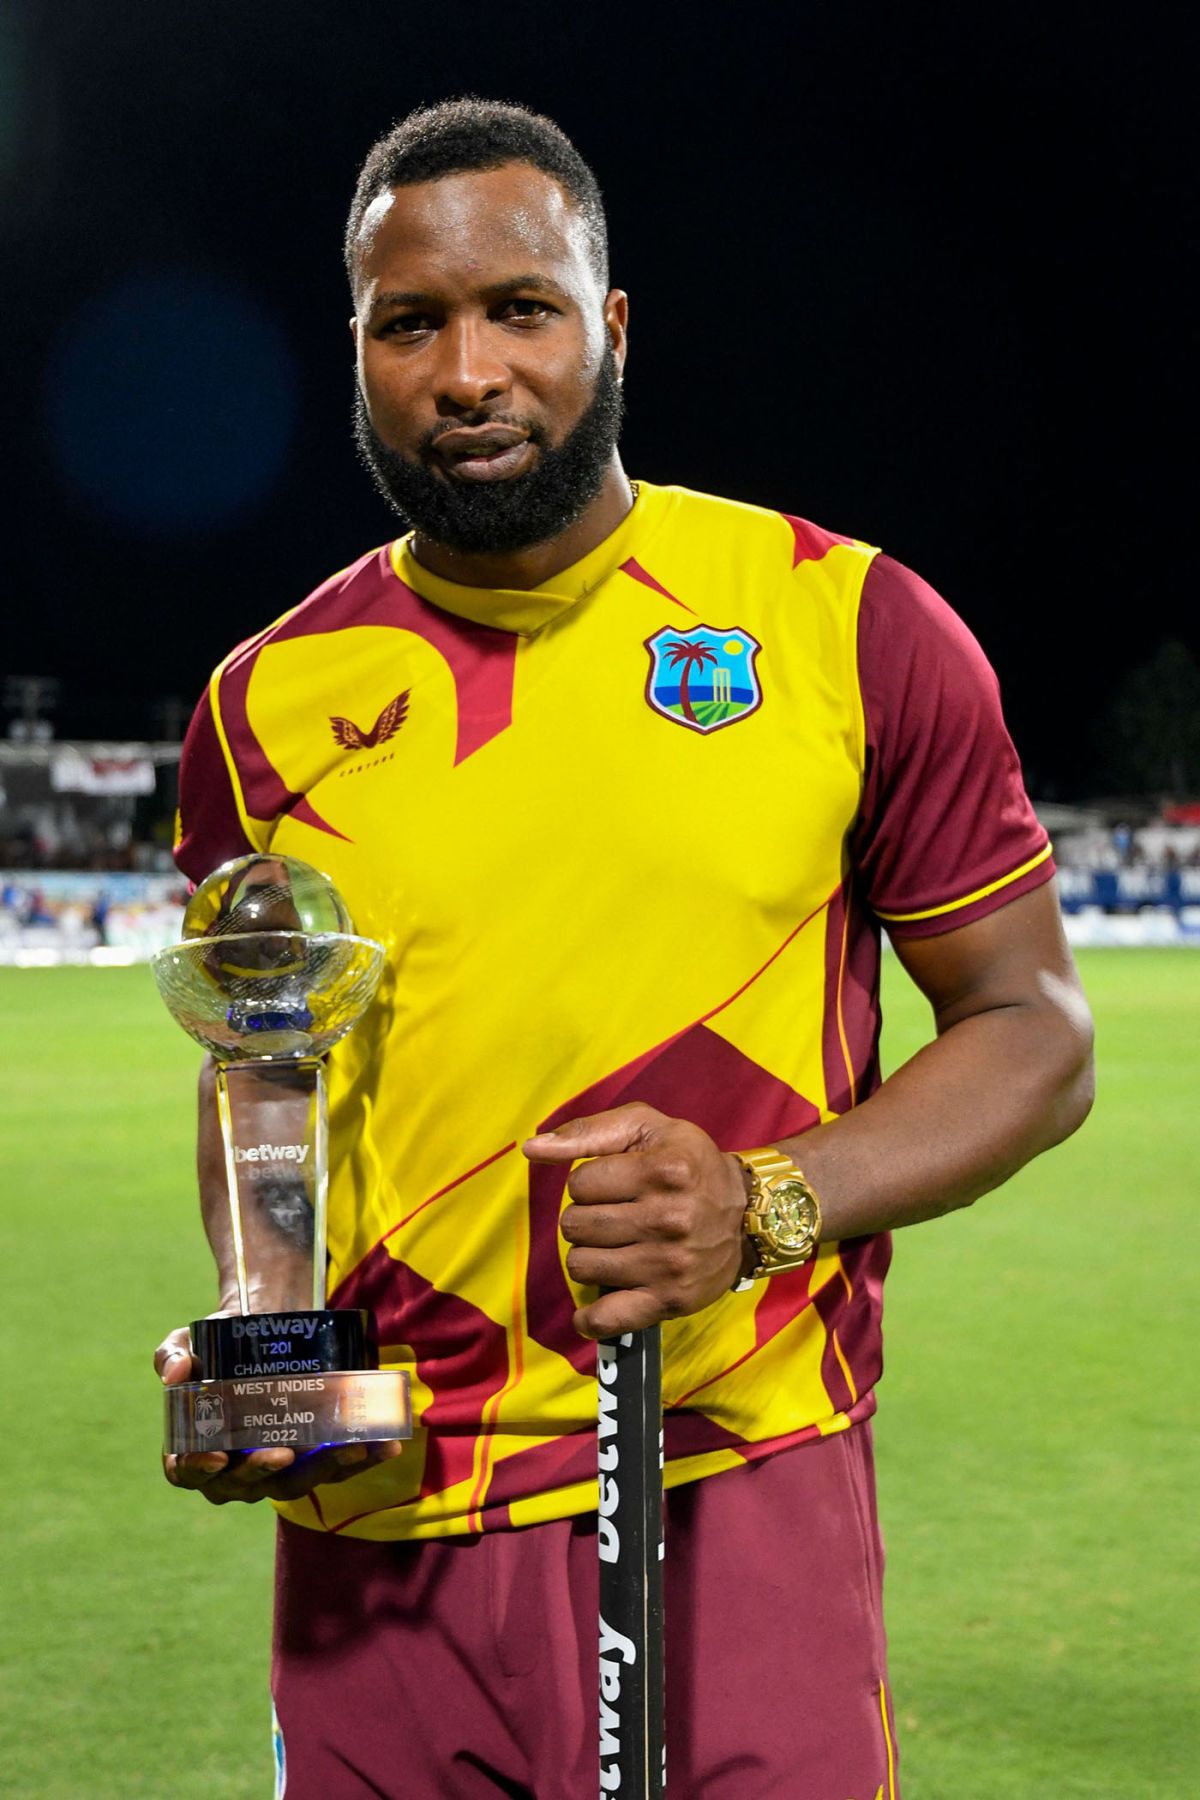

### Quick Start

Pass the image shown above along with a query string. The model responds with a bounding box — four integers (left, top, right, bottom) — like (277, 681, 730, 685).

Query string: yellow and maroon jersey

(176, 480, 1053, 1541)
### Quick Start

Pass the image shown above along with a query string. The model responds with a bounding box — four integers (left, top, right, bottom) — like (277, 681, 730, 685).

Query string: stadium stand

(1042, 806, 1200, 944)
(2, 741, 1197, 962)
(0, 738, 185, 964)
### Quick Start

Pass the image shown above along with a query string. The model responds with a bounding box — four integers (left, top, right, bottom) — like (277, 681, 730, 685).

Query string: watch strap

(739, 1146, 803, 1187)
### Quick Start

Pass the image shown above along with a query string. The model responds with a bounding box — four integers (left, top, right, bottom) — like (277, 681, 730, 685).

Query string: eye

(497, 298, 556, 322)
(383, 312, 435, 336)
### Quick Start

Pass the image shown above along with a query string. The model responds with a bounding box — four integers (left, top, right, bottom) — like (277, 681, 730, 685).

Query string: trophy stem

(214, 1065, 251, 1315)
(214, 1058, 326, 1316)
(311, 1060, 329, 1311)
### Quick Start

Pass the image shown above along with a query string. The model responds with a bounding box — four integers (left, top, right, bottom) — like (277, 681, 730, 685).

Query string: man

(159, 99, 1094, 1798)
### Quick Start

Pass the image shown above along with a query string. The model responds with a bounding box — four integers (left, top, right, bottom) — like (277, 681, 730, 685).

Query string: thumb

(155, 1328, 196, 1385)
(522, 1103, 662, 1163)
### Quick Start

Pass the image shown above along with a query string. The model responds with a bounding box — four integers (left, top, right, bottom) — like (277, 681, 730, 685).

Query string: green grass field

(1, 952, 1196, 1796)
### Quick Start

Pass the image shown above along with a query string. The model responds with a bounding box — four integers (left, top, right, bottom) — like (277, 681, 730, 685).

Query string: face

(351, 163, 627, 555)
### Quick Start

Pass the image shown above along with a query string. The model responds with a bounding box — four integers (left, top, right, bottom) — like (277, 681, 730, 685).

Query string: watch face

(762, 1180, 818, 1253)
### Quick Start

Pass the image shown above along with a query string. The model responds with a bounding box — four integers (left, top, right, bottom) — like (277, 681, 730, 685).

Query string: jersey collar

(389, 482, 660, 636)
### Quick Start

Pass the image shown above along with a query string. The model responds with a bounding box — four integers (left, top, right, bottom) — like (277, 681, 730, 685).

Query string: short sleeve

(173, 683, 254, 884)
(851, 554, 1054, 939)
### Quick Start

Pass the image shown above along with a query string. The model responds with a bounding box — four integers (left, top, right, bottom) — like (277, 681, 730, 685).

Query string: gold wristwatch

(734, 1147, 822, 1281)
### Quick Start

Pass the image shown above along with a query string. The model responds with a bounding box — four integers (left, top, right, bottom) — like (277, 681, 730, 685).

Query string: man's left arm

(523, 881, 1093, 1339)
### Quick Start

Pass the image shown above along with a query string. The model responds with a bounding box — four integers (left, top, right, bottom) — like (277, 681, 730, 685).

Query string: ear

(603, 289, 629, 380)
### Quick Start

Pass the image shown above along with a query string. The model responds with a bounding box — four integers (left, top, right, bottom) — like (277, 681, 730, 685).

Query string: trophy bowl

(152, 853, 385, 1060)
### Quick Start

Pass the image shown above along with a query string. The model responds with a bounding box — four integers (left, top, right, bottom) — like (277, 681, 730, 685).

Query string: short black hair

(345, 97, 609, 293)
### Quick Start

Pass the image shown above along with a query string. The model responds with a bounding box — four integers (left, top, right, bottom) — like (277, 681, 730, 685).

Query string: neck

(410, 457, 633, 590)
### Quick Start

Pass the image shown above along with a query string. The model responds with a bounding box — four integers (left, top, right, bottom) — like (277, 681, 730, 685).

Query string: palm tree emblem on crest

(663, 638, 718, 725)
(644, 625, 762, 734)
(329, 689, 410, 751)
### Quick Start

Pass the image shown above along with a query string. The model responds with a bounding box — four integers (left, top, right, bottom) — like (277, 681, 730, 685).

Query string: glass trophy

(151, 853, 411, 1456)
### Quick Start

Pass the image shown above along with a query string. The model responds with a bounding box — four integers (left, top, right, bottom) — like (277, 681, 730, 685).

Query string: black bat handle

(597, 1322, 665, 1795)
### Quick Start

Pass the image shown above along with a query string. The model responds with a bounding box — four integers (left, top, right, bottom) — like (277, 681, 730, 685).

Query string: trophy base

(165, 1367, 412, 1456)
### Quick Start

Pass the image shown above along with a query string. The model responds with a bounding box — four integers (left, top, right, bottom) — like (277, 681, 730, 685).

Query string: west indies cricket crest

(644, 625, 762, 733)
(193, 1390, 226, 1441)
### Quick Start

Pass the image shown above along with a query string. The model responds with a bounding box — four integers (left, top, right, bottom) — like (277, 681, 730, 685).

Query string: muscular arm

(783, 883, 1093, 1241)
(524, 883, 1094, 1338)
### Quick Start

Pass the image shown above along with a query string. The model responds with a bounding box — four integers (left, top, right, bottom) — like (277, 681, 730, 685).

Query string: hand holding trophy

(152, 854, 411, 1473)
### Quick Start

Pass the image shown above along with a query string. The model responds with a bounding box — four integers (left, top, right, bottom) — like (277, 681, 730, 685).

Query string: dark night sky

(3, 2, 1190, 796)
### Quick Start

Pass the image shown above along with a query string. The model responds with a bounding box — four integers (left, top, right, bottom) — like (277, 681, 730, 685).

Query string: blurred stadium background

(5, 742, 1200, 965)
(2, 3, 1194, 1796)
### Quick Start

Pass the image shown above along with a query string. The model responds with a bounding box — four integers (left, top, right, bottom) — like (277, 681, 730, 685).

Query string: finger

(220, 1449, 298, 1486)
(522, 1103, 663, 1163)
(368, 1439, 407, 1466)
(322, 1440, 404, 1477)
(259, 1438, 405, 1502)
(565, 1240, 685, 1294)
(560, 1198, 651, 1248)
(257, 1443, 372, 1502)
(167, 1447, 286, 1487)
(333, 1439, 406, 1475)
(575, 1288, 666, 1340)
(167, 1450, 230, 1489)
(181, 1449, 299, 1506)
(159, 1351, 196, 1386)
(565, 1151, 656, 1205)
(165, 1437, 404, 1501)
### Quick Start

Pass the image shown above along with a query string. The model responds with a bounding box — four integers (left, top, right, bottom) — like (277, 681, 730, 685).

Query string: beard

(353, 344, 624, 557)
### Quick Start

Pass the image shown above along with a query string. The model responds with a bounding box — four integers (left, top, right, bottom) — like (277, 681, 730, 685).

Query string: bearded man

(160, 97, 1093, 1799)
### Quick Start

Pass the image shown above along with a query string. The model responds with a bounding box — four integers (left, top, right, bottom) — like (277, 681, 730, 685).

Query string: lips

(430, 426, 534, 483)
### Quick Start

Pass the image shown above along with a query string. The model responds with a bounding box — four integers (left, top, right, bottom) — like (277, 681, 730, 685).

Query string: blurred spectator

(90, 890, 111, 946)
(25, 887, 54, 926)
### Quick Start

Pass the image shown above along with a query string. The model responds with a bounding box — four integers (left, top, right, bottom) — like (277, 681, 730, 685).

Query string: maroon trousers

(272, 1423, 899, 1798)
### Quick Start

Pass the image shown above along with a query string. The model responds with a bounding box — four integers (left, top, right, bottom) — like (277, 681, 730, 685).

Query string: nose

(434, 315, 512, 414)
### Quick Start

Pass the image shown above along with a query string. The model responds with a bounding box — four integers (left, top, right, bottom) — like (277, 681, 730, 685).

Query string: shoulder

(651, 482, 874, 567)
(175, 543, 397, 882)
(856, 552, 1003, 731)
(640, 485, 876, 637)
(859, 551, 991, 651)
(215, 542, 397, 680)
(850, 554, 1051, 934)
